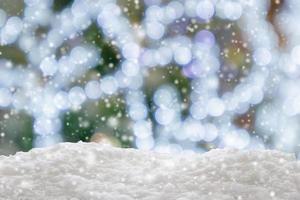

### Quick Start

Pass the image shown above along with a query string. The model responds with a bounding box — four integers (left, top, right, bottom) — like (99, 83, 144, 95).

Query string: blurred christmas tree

(2, 0, 300, 156)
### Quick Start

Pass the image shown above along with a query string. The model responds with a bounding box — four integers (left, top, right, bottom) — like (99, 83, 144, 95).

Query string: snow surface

(0, 142, 300, 200)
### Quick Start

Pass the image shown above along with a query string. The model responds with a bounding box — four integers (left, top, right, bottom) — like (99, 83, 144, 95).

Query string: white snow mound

(0, 142, 300, 200)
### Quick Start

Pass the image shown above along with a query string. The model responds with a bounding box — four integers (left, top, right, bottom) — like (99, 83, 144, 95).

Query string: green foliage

(53, 0, 73, 12)
(84, 23, 120, 75)
(0, 112, 33, 152)
(62, 96, 133, 147)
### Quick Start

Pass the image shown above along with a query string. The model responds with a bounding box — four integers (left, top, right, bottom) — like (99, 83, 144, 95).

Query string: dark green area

(53, 0, 73, 11)
(84, 23, 120, 75)
(0, 112, 33, 153)
(145, 66, 190, 111)
(0, 46, 27, 65)
(62, 97, 133, 147)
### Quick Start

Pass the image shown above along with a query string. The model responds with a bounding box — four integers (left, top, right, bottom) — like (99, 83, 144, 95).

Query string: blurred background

(1, 0, 299, 156)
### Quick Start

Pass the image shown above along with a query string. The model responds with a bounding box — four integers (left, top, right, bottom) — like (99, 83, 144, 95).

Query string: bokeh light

(0, 0, 300, 156)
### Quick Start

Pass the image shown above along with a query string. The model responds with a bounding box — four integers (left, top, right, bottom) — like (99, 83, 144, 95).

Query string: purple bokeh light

(194, 30, 215, 48)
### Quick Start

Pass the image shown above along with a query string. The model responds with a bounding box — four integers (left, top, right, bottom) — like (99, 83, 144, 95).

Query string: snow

(0, 142, 300, 200)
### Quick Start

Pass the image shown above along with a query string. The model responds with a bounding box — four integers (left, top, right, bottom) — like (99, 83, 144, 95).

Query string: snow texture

(0, 142, 300, 200)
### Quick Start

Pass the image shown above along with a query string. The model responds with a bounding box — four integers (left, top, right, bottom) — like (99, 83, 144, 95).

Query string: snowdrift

(0, 142, 300, 200)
